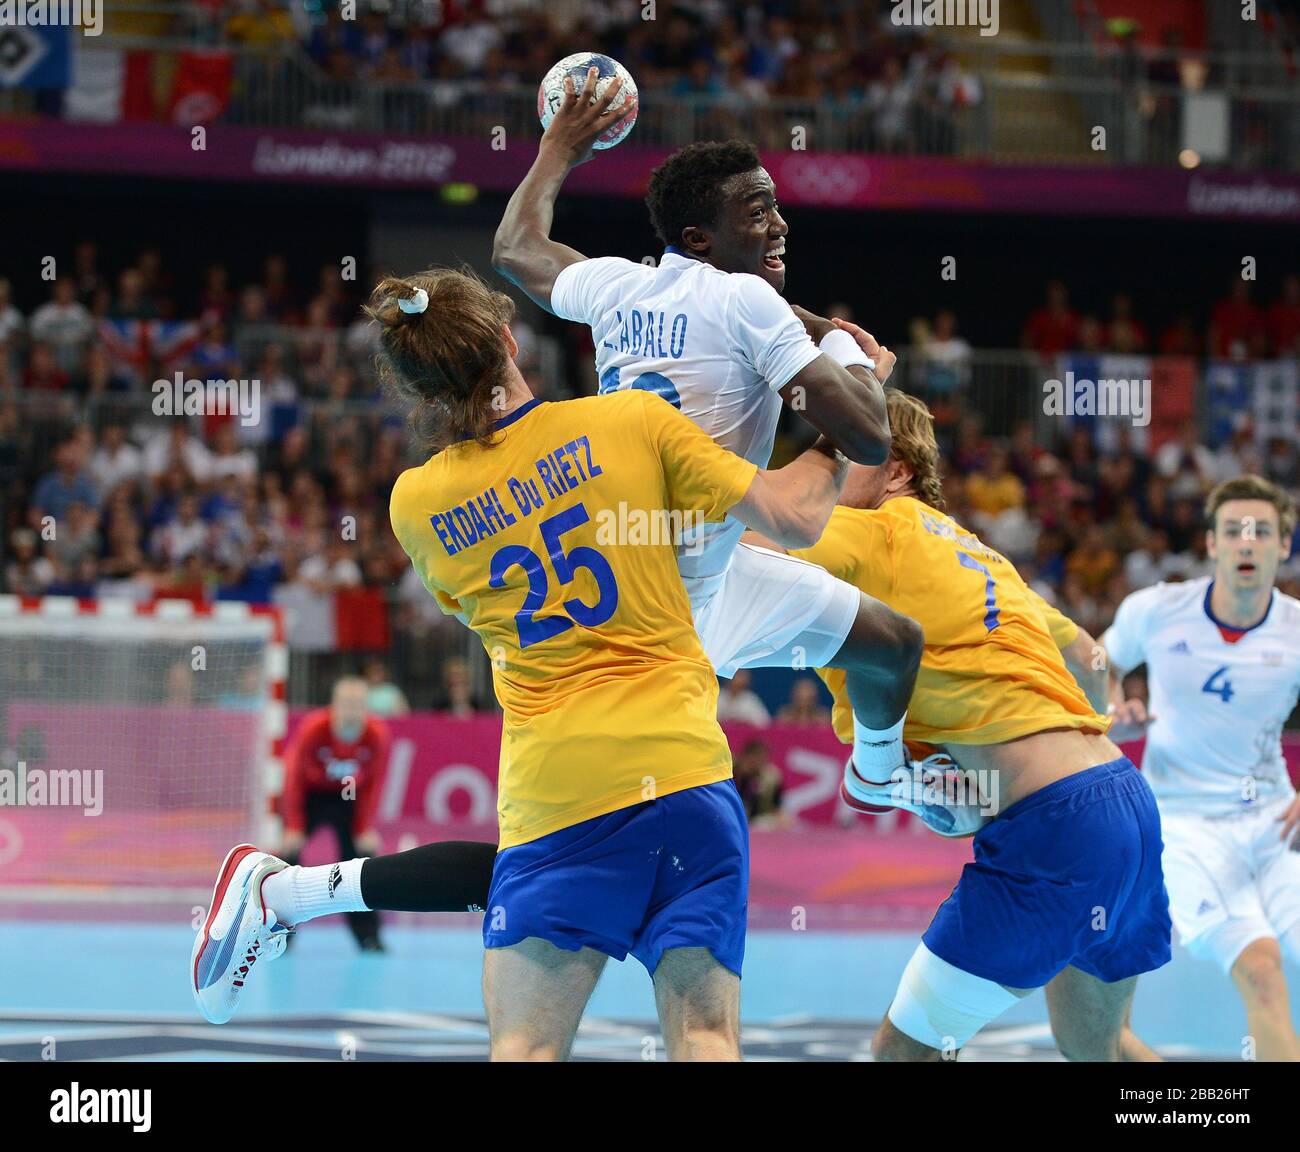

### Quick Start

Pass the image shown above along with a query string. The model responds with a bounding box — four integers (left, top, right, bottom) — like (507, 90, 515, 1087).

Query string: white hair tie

(398, 287, 429, 315)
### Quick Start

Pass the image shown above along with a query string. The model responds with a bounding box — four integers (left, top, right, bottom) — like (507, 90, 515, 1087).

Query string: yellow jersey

(792, 497, 1107, 752)
(389, 392, 758, 849)
(1031, 587, 1080, 650)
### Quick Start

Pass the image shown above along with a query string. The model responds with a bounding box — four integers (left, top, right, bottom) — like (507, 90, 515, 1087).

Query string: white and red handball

(538, 53, 639, 150)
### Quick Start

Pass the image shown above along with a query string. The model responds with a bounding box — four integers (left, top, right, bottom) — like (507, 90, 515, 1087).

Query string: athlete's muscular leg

(1046, 967, 1158, 1062)
(822, 592, 923, 730)
(1119, 1006, 1162, 1062)
(872, 1014, 946, 1062)
(483, 937, 607, 1061)
(1231, 937, 1300, 1061)
(652, 947, 742, 1062)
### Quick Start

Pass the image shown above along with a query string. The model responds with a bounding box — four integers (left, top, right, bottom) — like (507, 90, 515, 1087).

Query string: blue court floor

(0, 919, 1278, 1060)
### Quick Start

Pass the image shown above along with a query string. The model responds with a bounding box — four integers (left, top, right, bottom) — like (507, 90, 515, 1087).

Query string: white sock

(852, 713, 907, 783)
(262, 859, 369, 927)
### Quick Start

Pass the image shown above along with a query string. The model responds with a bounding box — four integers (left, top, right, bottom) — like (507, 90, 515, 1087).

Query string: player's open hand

(1276, 795, 1300, 848)
(541, 66, 625, 169)
(1106, 697, 1154, 742)
(831, 317, 896, 383)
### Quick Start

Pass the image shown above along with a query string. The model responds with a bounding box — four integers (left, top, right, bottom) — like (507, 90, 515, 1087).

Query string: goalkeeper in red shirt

(279, 676, 390, 950)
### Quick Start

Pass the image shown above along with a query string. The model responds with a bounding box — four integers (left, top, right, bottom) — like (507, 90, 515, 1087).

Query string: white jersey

(551, 251, 821, 591)
(1102, 576, 1300, 815)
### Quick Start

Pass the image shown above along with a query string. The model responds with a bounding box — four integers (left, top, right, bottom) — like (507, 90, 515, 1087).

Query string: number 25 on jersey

(489, 502, 619, 649)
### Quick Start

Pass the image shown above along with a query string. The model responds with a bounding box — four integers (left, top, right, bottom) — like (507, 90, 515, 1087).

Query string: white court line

(967, 1023, 1055, 1044)
(335, 1008, 485, 1031)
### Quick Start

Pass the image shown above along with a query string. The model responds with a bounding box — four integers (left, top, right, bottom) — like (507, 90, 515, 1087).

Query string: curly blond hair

(885, 388, 945, 510)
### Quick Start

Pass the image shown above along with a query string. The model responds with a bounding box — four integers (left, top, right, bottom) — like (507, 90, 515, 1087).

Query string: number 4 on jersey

(1201, 665, 1234, 703)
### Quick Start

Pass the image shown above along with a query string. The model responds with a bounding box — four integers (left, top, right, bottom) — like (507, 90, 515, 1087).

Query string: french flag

(64, 42, 154, 122)
(65, 43, 230, 124)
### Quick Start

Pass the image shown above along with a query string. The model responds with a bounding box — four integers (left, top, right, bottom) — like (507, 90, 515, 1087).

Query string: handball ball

(537, 53, 639, 151)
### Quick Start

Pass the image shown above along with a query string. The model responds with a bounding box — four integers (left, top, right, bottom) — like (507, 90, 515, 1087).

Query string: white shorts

(686, 543, 861, 680)
(1161, 793, 1300, 973)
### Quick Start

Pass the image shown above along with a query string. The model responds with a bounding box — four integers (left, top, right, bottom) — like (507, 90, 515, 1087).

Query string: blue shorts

(923, 757, 1172, 989)
(483, 780, 749, 977)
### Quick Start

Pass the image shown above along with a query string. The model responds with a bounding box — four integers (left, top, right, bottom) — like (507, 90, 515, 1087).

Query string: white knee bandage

(887, 943, 1026, 1050)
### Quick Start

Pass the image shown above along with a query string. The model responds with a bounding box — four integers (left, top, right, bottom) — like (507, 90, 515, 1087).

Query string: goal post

(0, 596, 286, 908)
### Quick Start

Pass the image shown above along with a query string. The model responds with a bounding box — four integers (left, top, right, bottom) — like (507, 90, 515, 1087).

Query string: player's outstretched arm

(1097, 591, 1158, 738)
(1028, 588, 1111, 714)
(492, 67, 624, 311)
(1095, 641, 1156, 739)
(732, 438, 848, 549)
(1060, 626, 1109, 715)
(779, 309, 892, 466)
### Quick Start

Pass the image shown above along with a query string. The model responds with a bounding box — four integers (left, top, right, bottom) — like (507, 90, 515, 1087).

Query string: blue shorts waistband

(992, 756, 1140, 822)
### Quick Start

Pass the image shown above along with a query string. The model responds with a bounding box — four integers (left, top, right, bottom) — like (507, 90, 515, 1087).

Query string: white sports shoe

(840, 752, 992, 838)
(191, 844, 290, 1024)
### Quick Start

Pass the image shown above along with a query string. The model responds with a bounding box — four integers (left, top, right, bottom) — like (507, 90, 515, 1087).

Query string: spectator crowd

(138, 0, 984, 153)
(1019, 276, 1300, 361)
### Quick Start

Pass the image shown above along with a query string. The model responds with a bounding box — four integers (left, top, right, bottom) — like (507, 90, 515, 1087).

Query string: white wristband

(818, 327, 876, 372)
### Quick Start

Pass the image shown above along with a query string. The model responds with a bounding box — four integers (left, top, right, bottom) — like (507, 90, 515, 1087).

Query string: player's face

(707, 168, 789, 292)
(331, 683, 368, 741)
(1207, 499, 1289, 593)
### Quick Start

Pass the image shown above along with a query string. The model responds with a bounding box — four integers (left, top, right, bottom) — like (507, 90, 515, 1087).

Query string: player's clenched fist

(831, 316, 896, 384)
(540, 67, 625, 169)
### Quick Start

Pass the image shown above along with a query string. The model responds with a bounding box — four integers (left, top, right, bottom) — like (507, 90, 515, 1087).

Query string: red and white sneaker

(840, 753, 991, 838)
(191, 844, 290, 1024)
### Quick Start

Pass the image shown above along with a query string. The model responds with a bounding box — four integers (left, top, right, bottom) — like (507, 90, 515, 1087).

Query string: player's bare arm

(1060, 625, 1109, 715)
(492, 67, 625, 311)
(1097, 642, 1155, 739)
(733, 439, 848, 550)
(779, 307, 892, 466)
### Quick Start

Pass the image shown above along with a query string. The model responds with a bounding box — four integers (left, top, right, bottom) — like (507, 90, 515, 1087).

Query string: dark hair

(364, 266, 515, 454)
(645, 139, 763, 248)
